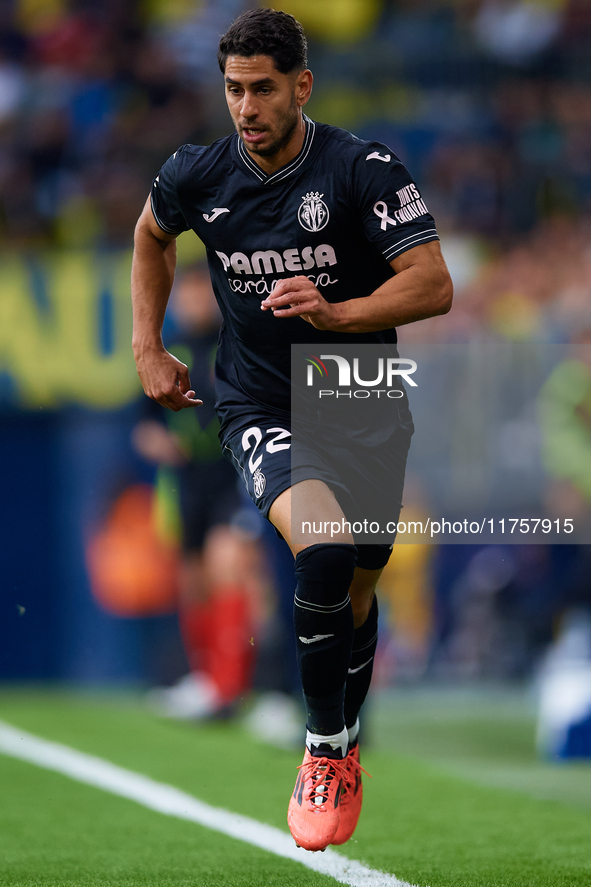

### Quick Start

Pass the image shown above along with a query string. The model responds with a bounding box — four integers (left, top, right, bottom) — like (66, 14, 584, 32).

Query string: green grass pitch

(0, 688, 590, 887)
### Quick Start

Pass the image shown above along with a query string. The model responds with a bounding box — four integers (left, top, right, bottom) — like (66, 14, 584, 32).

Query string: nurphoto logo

(304, 353, 417, 399)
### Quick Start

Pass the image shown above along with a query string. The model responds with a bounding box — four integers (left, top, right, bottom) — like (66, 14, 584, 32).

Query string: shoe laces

(298, 755, 348, 809)
(340, 755, 371, 803)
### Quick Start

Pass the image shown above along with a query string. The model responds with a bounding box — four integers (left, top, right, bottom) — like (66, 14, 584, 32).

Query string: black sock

(344, 595, 378, 734)
(294, 543, 357, 736)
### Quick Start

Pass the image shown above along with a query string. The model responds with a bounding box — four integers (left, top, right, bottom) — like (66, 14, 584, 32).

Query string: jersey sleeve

(351, 144, 439, 263)
(150, 148, 191, 236)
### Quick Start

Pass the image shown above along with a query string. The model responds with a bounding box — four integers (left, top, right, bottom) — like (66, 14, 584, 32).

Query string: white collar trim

(236, 116, 315, 184)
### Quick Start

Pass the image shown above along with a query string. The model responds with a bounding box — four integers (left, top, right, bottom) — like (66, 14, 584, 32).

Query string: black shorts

(221, 409, 413, 571)
(177, 458, 243, 552)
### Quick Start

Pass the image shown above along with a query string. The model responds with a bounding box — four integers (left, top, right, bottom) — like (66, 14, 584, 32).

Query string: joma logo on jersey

(215, 244, 337, 276)
(298, 192, 329, 232)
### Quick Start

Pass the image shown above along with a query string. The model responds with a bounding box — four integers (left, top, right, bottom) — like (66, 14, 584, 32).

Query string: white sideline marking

(0, 721, 418, 887)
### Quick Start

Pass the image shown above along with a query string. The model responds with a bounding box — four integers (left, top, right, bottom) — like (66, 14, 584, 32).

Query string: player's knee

(294, 542, 357, 608)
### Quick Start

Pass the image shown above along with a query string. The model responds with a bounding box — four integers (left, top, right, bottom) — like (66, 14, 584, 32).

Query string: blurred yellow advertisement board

(0, 249, 140, 409)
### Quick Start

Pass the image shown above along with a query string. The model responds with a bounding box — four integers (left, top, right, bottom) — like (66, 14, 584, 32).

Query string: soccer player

(131, 7, 452, 852)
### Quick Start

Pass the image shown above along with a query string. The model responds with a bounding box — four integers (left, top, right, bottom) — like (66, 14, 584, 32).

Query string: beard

(239, 97, 300, 158)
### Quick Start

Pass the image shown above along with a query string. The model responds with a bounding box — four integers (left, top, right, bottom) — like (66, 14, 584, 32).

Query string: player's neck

(245, 116, 306, 176)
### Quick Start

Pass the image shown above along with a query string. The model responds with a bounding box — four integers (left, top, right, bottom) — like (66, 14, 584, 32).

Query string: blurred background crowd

(2, 0, 591, 753)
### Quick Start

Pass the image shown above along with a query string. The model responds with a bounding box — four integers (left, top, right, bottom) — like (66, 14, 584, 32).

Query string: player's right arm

(131, 197, 201, 411)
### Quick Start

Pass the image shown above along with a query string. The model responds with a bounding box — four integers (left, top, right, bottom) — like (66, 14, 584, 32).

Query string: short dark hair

(218, 7, 308, 75)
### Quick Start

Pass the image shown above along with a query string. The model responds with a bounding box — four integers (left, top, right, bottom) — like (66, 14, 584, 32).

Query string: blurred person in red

(133, 263, 259, 719)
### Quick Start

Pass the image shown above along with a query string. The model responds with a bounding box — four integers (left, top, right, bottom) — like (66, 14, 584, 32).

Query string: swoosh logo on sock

(298, 634, 335, 644)
(348, 657, 374, 674)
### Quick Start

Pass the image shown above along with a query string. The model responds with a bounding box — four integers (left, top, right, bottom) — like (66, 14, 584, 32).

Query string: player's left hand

(261, 276, 339, 331)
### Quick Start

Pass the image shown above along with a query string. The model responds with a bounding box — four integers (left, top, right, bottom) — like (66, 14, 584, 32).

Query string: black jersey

(150, 117, 439, 436)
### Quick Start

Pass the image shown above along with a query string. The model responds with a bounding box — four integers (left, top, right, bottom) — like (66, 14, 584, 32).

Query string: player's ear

(295, 69, 313, 107)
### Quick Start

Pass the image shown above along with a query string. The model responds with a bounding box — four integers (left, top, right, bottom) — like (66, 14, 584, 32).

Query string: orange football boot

(287, 748, 348, 851)
(331, 743, 370, 845)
